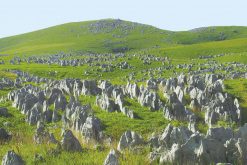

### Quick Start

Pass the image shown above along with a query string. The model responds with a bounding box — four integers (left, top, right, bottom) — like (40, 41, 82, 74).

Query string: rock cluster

(33, 121, 57, 144)
(3, 68, 247, 164)
(148, 124, 247, 165)
(125, 82, 163, 111)
(0, 78, 15, 89)
(8, 85, 65, 125)
(159, 74, 241, 126)
(96, 81, 135, 118)
(63, 96, 103, 141)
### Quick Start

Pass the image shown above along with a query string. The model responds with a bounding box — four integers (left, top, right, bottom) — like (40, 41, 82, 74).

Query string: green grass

(0, 71, 17, 80)
(150, 38, 247, 59)
(215, 52, 247, 64)
(224, 79, 247, 125)
(79, 95, 168, 140)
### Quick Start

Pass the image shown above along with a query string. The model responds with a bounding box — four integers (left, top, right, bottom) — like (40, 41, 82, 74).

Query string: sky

(0, 0, 246, 38)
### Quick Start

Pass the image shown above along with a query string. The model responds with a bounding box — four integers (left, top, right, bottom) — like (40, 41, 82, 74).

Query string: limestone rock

(81, 116, 103, 141)
(61, 129, 82, 152)
(2, 150, 24, 165)
(0, 107, 8, 117)
(117, 131, 143, 152)
(103, 149, 118, 165)
(0, 128, 11, 141)
(206, 127, 233, 143)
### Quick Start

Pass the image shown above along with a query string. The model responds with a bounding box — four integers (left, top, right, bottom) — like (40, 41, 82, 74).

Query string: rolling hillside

(165, 26, 247, 44)
(1, 19, 247, 56)
(0, 19, 170, 55)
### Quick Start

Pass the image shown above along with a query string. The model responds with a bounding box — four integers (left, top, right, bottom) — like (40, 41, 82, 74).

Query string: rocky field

(0, 19, 247, 165)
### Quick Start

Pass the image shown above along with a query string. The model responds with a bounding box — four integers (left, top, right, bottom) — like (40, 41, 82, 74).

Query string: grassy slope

(166, 26, 247, 44)
(224, 79, 247, 125)
(0, 19, 171, 55)
(150, 38, 247, 59)
(1, 19, 247, 57)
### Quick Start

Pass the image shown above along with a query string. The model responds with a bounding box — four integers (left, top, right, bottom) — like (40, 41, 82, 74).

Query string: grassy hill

(1, 19, 247, 57)
(150, 38, 247, 59)
(0, 19, 171, 55)
(165, 26, 247, 44)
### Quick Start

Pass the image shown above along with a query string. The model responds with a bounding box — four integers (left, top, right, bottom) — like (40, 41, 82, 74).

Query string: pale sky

(0, 0, 246, 38)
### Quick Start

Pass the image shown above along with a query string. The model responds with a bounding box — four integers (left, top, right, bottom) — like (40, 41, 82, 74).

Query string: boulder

(81, 80, 100, 95)
(121, 107, 135, 119)
(205, 108, 219, 126)
(81, 116, 103, 141)
(163, 103, 188, 121)
(47, 88, 63, 105)
(33, 121, 57, 144)
(179, 133, 204, 164)
(117, 131, 143, 152)
(174, 86, 184, 103)
(160, 144, 182, 164)
(206, 127, 233, 143)
(26, 102, 43, 125)
(61, 129, 82, 152)
(138, 89, 161, 111)
(125, 82, 140, 99)
(43, 109, 53, 123)
(96, 94, 118, 112)
(159, 124, 192, 149)
(0, 107, 8, 117)
(52, 109, 60, 122)
(225, 138, 247, 164)
(54, 94, 67, 111)
(59, 79, 74, 95)
(235, 123, 247, 140)
(21, 93, 39, 114)
(2, 150, 24, 165)
(146, 78, 157, 90)
(0, 128, 11, 141)
(99, 81, 113, 96)
(190, 99, 201, 111)
(188, 116, 197, 133)
(103, 149, 118, 165)
(163, 78, 177, 92)
(224, 138, 240, 164)
(147, 134, 159, 148)
(115, 94, 124, 111)
(205, 74, 218, 86)
(197, 138, 226, 165)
